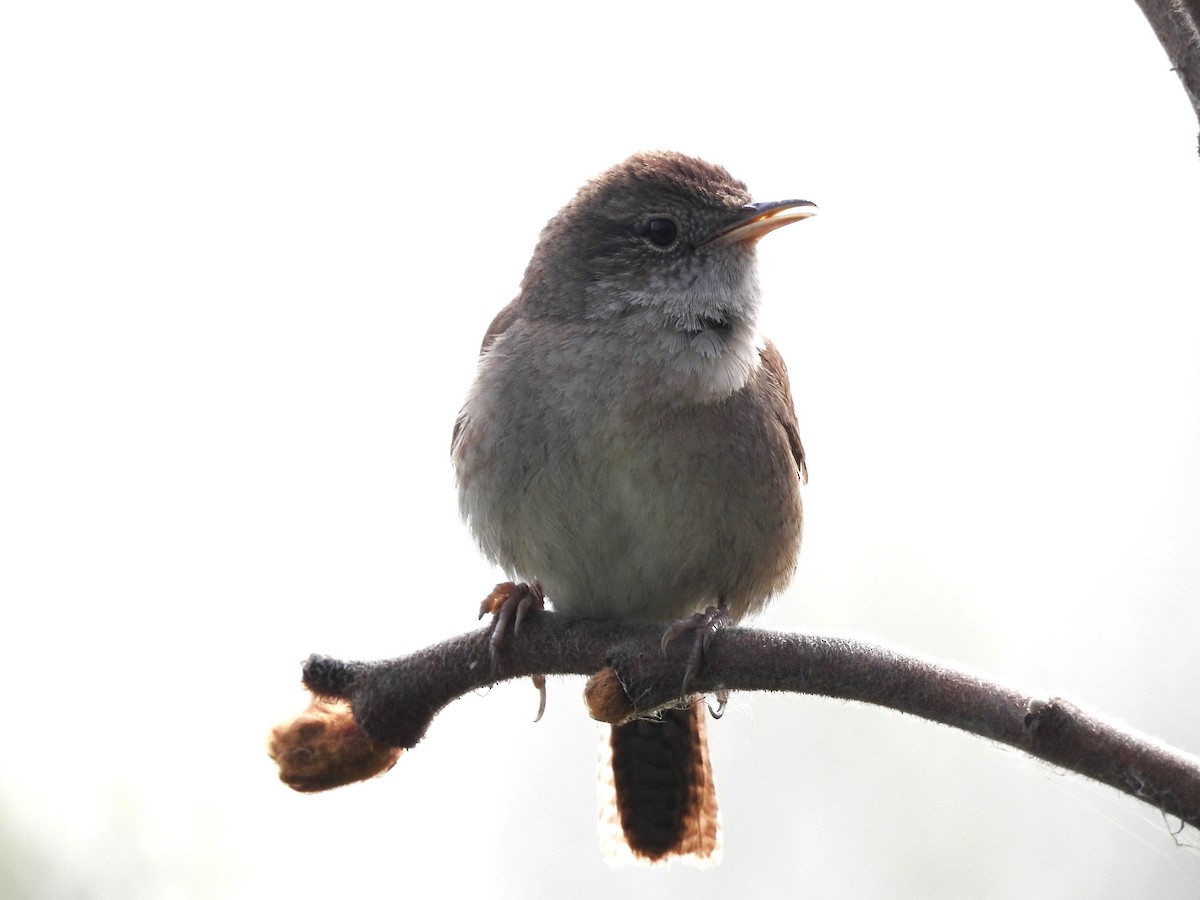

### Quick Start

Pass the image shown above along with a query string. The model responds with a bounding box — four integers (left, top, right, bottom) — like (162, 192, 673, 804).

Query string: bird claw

(478, 580, 545, 656)
(478, 582, 548, 719)
(660, 602, 732, 696)
(532, 673, 547, 723)
(708, 688, 730, 720)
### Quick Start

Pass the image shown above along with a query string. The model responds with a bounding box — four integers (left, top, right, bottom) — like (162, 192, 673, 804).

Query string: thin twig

(299, 609, 1200, 831)
(1134, 0, 1200, 149)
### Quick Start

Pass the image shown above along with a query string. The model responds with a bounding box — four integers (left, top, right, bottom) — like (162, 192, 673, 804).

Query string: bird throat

(688, 314, 732, 338)
(660, 314, 761, 403)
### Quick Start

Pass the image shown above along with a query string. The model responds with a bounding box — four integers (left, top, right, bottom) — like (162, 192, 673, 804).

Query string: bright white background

(3, 2, 1199, 897)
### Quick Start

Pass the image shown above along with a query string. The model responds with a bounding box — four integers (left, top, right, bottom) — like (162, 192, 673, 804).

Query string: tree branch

(1134, 0, 1200, 148)
(284, 609, 1200, 832)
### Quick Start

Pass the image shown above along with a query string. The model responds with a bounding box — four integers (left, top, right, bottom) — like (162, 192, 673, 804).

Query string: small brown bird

(452, 151, 813, 863)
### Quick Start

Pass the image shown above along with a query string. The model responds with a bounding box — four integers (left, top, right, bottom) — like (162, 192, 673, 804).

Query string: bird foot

(479, 580, 545, 649)
(478, 581, 547, 719)
(660, 602, 732, 696)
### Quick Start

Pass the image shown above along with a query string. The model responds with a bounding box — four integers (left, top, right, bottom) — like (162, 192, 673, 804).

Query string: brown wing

(451, 301, 521, 454)
(760, 339, 808, 484)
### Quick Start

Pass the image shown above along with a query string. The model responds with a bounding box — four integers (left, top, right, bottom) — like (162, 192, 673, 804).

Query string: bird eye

(634, 217, 678, 248)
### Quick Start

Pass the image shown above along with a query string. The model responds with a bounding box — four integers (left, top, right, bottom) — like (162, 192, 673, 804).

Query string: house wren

(452, 150, 813, 862)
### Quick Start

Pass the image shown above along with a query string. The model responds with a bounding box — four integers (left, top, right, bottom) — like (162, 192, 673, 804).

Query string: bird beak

(706, 199, 817, 245)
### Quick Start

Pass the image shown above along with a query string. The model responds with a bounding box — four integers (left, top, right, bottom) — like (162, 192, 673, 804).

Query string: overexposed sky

(3, 2, 1199, 898)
